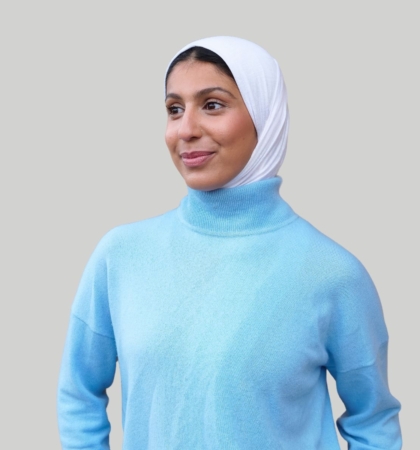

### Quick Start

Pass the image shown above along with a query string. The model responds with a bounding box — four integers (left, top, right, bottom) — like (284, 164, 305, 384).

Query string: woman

(57, 36, 402, 449)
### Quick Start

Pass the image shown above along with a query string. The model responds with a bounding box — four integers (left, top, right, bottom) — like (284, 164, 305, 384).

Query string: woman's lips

(180, 151, 216, 167)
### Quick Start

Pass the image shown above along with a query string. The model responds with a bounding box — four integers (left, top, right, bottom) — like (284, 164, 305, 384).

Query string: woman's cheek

(165, 125, 177, 153)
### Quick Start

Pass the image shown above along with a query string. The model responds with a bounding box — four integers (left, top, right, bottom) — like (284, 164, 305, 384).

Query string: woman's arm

(326, 257, 402, 449)
(57, 316, 117, 450)
(329, 344, 401, 449)
(57, 233, 117, 450)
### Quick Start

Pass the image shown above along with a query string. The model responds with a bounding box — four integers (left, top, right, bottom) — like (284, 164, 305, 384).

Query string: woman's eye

(167, 106, 182, 115)
(204, 102, 223, 111)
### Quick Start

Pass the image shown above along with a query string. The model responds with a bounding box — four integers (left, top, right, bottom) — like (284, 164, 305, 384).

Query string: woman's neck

(177, 177, 297, 236)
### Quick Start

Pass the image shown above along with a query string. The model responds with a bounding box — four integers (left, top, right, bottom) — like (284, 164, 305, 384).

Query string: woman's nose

(177, 108, 202, 141)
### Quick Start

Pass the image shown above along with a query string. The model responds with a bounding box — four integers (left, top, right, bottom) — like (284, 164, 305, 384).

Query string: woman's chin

(181, 172, 231, 191)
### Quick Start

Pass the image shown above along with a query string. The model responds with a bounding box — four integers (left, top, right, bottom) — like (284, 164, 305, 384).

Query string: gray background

(1, 1, 418, 448)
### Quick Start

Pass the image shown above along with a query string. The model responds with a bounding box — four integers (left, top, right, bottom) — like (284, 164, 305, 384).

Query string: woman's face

(165, 60, 257, 191)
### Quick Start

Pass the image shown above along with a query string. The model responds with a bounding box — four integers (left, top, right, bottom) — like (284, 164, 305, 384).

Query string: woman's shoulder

(291, 215, 372, 283)
(92, 209, 178, 256)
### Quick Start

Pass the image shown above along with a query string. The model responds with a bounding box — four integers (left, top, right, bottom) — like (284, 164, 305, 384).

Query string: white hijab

(166, 36, 289, 189)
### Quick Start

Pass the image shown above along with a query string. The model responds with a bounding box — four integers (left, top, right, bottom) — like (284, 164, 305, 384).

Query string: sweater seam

(326, 340, 388, 374)
(71, 313, 116, 341)
(176, 213, 300, 237)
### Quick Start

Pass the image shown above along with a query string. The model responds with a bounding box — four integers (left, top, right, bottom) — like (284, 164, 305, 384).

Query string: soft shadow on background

(1, 2, 418, 449)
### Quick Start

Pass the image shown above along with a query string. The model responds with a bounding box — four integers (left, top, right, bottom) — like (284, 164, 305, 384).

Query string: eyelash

(166, 101, 224, 116)
(204, 101, 223, 111)
(167, 106, 182, 115)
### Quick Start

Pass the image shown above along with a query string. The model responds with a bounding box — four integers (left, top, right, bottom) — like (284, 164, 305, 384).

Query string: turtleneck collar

(177, 177, 297, 236)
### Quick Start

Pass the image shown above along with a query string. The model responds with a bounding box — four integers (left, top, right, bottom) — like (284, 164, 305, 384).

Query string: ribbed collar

(177, 177, 297, 236)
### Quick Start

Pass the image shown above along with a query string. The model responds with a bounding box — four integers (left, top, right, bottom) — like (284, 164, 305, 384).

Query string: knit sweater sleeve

(325, 256, 402, 449)
(57, 234, 117, 450)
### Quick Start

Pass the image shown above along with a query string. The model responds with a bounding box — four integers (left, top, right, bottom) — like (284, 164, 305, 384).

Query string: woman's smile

(180, 150, 216, 167)
(165, 60, 257, 191)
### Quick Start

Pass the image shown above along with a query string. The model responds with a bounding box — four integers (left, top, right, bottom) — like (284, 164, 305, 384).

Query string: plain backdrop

(1, 1, 418, 449)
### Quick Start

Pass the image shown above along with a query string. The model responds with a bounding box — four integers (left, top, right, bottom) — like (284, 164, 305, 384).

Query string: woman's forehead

(166, 61, 239, 97)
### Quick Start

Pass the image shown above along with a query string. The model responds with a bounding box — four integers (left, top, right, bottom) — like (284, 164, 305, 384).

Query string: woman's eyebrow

(165, 87, 237, 102)
(196, 87, 236, 99)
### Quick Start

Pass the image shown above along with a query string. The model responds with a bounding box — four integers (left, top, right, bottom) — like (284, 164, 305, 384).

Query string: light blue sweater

(57, 177, 402, 449)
